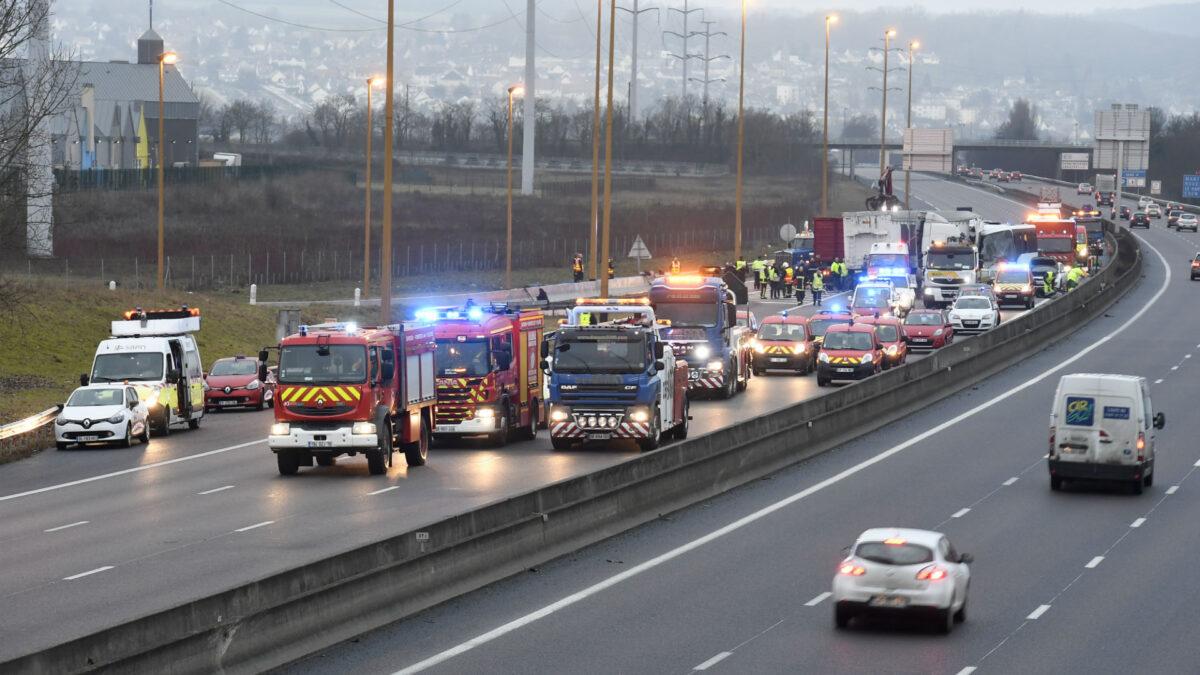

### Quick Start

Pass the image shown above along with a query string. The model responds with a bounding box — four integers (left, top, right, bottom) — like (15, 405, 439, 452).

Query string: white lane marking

(804, 591, 832, 607)
(1194, 459, 1200, 467)
(1027, 604, 1051, 620)
(1003, 477, 1019, 486)
(44, 520, 88, 533)
(1171, 366, 1178, 371)
(1154, 379, 1163, 384)
(369, 486, 400, 496)
(694, 652, 733, 671)
(64, 566, 113, 580)
(1085, 556, 1104, 569)
(951, 508, 971, 519)
(0, 439, 265, 503)
(1187, 354, 1192, 359)
(234, 521, 274, 533)
(390, 235, 1172, 675)
(198, 485, 234, 495)
(1130, 518, 1146, 528)
(956, 668, 978, 675)
(1167, 486, 1179, 495)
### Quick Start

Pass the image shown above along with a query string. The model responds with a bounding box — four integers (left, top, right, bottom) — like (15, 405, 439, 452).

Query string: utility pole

(867, 30, 903, 181)
(664, 0, 703, 102)
(617, 0, 658, 122)
(688, 19, 728, 106)
(521, 0, 536, 195)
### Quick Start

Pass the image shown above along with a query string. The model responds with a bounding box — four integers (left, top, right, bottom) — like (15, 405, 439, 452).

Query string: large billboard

(1060, 153, 1089, 171)
(902, 128, 953, 174)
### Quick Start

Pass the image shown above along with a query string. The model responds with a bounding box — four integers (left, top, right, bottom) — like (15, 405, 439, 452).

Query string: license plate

(1004, 294, 1018, 299)
(837, 367, 854, 373)
(587, 432, 611, 440)
(770, 357, 787, 363)
(910, 338, 929, 343)
(307, 440, 334, 448)
(868, 595, 908, 608)
(219, 400, 237, 406)
(76, 435, 99, 442)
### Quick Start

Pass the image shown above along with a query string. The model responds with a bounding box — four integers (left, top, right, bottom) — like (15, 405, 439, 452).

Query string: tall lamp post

(822, 14, 837, 217)
(879, 29, 896, 179)
(590, 0, 601, 280)
(600, 0, 616, 298)
(156, 50, 177, 292)
(904, 41, 918, 210)
(734, 0, 746, 262)
(380, 0, 395, 324)
(363, 76, 384, 300)
(506, 85, 525, 290)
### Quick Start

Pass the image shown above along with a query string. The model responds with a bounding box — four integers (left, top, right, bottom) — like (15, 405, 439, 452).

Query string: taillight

(839, 563, 866, 576)
(1137, 432, 1145, 458)
(916, 565, 948, 581)
(1048, 427, 1055, 457)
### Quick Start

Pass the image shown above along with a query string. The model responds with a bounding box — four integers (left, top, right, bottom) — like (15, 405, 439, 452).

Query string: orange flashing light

(664, 275, 705, 285)
(575, 297, 650, 306)
(883, 538, 906, 546)
(122, 307, 200, 320)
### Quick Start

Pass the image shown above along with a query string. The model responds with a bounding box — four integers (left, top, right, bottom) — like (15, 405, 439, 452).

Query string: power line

(325, 0, 465, 27)
(217, 0, 516, 34)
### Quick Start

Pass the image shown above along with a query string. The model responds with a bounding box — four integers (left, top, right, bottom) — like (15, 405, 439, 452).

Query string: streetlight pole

(590, 0, 601, 280)
(600, 0, 616, 298)
(880, 29, 896, 179)
(381, 0, 395, 324)
(904, 40, 918, 210)
(156, 50, 177, 292)
(734, 0, 746, 263)
(507, 85, 524, 290)
(822, 15, 836, 218)
(363, 76, 383, 300)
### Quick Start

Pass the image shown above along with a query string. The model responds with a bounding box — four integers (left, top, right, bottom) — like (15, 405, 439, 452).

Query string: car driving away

(901, 309, 954, 350)
(1176, 213, 1198, 232)
(1130, 212, 1151, 229)
(1146, 203, 1163, 219)
(832, 528, 972, 634)
(56, 384, 151, 450)
(1077, 182, 1092, 194)
(949, 295, 1000, 335)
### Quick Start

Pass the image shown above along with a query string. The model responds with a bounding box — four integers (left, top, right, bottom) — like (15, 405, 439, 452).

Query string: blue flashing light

(857, 274, 868, 282)
(415, 308, 438, 322)
(467, 307, 484, 321)
(781, 310, 789, 318)
(344, 322, 357, 333)
(831, 304, 843, 312)
(299, 325, 307, 337)
(446, 310, 461, 319)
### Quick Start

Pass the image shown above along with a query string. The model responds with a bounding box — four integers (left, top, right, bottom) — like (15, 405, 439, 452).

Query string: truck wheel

(404, 415, 430, 467)
(489, 403, 510, 447)
(519, 402, 539, 441)
(188, 412, 201, 430)
(367, 422, 392, 475)
(156, 409, 171, 437)
(551, 437, 574, 451)
(637, 414, 661, 452)
(673, 396, 690, 440)
(736, 358, 748, 392)
(277, 452, 299, 476)
(721, 363, 736, 399)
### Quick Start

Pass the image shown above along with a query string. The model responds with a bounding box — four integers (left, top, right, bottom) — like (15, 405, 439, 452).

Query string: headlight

(203, 384, 211, 392)
(550, 407, 569, 422)
(794, 343, 807, 353)
(886, 345, 898, 355)
(933, 329, 943, 336)
(707, 360, 724, 371)
(246, 380, 261, 390)
(270, 422, 290, 436)
(352, 421, 376, 435)
(949, 314, 960, 322)
(694, 345, 711, 360)
(56, 415, 67, 426)
(861, 354, 874, 364)
(1021, 284, 1032, 293)
(477, 407, 496, 418)
(106, 412, 126, 424)
(818, 352, 830, 363)
(754, 343, 765, 353)
(629, 408, 650, 422)
(923, 287, 933, 295)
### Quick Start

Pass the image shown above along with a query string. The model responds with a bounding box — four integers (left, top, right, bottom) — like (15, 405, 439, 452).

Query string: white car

(1077, 183, 1092, 194)
(1137, 196, 1154, 210)
(55, 384, 150, 449)
(832, 527, 973, 633)
(1177, 213, 1199, 232)
(948, 295, 1000, 335)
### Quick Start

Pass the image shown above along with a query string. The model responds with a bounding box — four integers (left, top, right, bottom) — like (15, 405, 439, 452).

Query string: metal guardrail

(0, 405, 61, 461)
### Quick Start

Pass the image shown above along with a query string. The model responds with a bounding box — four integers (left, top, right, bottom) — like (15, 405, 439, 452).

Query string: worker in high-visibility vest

(783, 265, 794, 298)
(670, 257, 681, 274)
(811, 273, 825, 307)
(579, 312, 593, 326)
(572, 253, 584, 282)
(1043, 269, 1055, 296)
(1066, 265, 1085, 291)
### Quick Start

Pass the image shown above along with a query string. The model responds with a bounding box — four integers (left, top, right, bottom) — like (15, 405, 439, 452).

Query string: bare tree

(223, 99, 258, 145)
(252, 100, 276, 145)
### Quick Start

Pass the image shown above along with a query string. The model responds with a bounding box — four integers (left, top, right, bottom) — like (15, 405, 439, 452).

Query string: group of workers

(570, 254, 616, 282)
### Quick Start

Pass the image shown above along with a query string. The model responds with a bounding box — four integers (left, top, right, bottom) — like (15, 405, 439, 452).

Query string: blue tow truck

(647, 275, 753, 399)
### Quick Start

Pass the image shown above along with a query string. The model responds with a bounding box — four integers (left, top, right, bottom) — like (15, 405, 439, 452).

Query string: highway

(0, 174, 1074, 663)
(283, 185, 1197, 674)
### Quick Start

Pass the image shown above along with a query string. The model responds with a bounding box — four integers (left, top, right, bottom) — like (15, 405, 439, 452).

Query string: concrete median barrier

(2, 229, 1141, 675)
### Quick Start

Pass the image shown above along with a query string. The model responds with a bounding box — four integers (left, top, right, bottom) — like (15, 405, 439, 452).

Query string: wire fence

(52, 164, 351, 193)
(4, 227, 775, 291)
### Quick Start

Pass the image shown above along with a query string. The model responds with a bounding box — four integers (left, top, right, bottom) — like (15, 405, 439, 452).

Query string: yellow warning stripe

(281, 386, 362, 403)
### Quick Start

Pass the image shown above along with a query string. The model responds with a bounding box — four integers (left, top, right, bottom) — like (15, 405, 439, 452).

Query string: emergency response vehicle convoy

(268, 321, 436, 475)
(418, 305, 543, 445)
(649, 275, 752, 399)
(84, 307, 206, 436)
(544, 299, 689, 451)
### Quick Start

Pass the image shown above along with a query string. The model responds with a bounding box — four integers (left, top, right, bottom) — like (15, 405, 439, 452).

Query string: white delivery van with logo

(1048, 373, 1164, 494)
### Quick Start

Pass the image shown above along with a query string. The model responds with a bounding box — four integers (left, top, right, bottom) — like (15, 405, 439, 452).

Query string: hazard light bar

(112, 306, 201, 336)
(122, 306, 200, 320)
(662, 275, 705, 285)
(415, 306, 486, 322)
(574, 297, 650, 306)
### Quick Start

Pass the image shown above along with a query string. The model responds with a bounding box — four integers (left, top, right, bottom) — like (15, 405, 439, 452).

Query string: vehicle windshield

(956, 298, 990, 310)
(809, 318, 847, 338)
(980, 229, 1037, 264)
(278, 344, 368, 384)
(873, 324, 899, 342)
(553, 330, 647, 374)
(925, 252, 973, 270)
(67, 388, 124, 407)
(852, 293, 890, 309)
(435, 339, 490, 377)
(91, 352, 164, 382)
(822, 331, 872, 351)
(209, 360, 257, 376)
(654, 302, 717, 328)
(758, 323, 806, 341)
(904, 312, 942, 326)
(855, 542, 934, 565)
(1037, 238, 1074, 254)
(1031, 257, 1058, 268)
(868, 254, 907, 269)
(996, 269, 1030, 283)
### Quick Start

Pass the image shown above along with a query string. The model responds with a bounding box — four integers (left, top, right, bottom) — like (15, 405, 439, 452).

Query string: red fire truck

(268, 321, 436, 476)
(418, 305, 544, 445)
(1028, 214, 1077, 265)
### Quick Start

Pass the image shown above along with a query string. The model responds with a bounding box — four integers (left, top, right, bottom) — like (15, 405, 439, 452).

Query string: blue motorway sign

(1184, 174, 1200, 199)
(1121, 169, 1146, 187)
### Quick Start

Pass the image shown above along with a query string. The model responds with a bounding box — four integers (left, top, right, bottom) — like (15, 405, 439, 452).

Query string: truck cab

(921, 241, 979, 309)
(649, 275, 752, 399)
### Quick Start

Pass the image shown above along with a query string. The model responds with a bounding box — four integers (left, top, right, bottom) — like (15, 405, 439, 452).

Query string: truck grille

(932, 277, 964, 286)
(293, 405, 355, 417)
(437, 377, 488, 404)
(559, 385, 637, 404)
(436, 405, 474, 424)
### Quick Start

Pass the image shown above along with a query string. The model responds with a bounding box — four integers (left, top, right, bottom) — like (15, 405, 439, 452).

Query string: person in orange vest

(783, 264, 794, 298)
(572, 253, 584, 282)
(670, 257, 681, 274)
(608, 258, 615, 279)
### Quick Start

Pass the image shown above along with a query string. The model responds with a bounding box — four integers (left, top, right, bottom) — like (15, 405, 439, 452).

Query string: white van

(84, 308, 205, 435)
(1048, 374, 1164, 494)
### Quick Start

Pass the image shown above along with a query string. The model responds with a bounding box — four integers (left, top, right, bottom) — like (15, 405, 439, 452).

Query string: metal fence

(4, 226, 775, 291)
(52, 164, 354, 193)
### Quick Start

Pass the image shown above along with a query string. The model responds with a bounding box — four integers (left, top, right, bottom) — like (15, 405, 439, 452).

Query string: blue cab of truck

(648, 275, 752, 399)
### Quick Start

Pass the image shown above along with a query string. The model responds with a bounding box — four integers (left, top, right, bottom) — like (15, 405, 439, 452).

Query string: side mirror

(959, 552, 974, 564)
(258, 365, 268, 382)
(1154, 412, 1165, 429)
(654, 342, 665, 359)
(129, 400, 138, 410)
(654, 360, 665, 371)
(258, 349, 269, 363)
(540, 341, 550, 359)
(726, 303, 736, 328)
(202, 371, 208, 379)
(539, 359, 550, 371)
(167, 369, 181, 384)
(80, 373, 89, 386)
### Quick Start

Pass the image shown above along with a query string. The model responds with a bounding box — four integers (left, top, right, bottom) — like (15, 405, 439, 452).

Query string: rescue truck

(648, 274, 752, 398)
(864, 242, 917, 314)
(268, 321, 436, 476)
(1029, 213, 1077, 265)
(921, 240, 979, 309)
(544, 298, 689, 451)
(417, 304, 544, 445)
(84, 307, 205, 435)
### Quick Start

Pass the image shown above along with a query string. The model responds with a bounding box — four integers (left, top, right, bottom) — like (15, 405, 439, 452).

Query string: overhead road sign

(1183, 175, 1200, 199)
(1060, 153, 1089, 171)
(1121, 169, 1145, 188)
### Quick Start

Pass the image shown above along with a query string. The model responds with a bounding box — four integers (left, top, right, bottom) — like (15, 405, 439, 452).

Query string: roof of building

(79, 61, 197, 107)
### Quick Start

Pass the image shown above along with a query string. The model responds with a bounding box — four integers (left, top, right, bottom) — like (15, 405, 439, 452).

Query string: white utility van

(1048, 374, 1164, 494)
(83, 307, 205, 435)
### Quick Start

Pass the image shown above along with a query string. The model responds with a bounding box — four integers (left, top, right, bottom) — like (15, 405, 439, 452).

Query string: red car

(901, 309, 954, 351)
(205, 355, 275, 411)
(856, 314, 907, 369)
(808, 309, 854, 351)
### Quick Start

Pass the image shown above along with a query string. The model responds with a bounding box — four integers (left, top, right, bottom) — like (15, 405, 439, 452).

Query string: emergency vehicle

(849, 281, 897, 317)
(808, 308, 854, 351)
(1028, 213, 1077, 265)
(856, 314, 907, 369)
(84, 307, 205, 435)
(649, 275, 752, 398)
(921, 240, 979, 309)
(417, 304, 544, 445)
(545, 298, 689, 451)
(751, 311, 816, 375)
(816, 322, 884, 386)
(992, 262, 1036, 309)
(269, 321, 436, 476)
